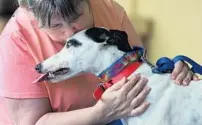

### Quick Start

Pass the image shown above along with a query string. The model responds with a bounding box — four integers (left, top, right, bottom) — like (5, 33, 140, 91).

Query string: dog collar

(93, 46, 145, 101)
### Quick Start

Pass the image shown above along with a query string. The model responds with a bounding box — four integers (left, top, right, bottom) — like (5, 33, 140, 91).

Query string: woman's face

(41, 1, 94, 43)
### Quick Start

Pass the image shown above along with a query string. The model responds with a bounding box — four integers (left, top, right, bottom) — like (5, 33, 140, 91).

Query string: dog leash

(152, 55, 202, 75)
(133, 46, 202, 75)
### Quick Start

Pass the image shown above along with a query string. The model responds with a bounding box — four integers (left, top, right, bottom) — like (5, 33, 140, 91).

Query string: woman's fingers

(119, 74, 141, 94)
(172, 61, 184, 80)
(175, 63, 189, 85)
(193, 74, 200, 81)
(182, 70, 193, 86)
(98, 74, 151, 121)
(129, 85, 151, 108)
(126, 76, 149, 101)
(129, 101, 150, 117)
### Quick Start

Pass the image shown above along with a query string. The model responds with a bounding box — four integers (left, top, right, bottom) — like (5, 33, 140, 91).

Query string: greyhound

(34, 27, 202, 125)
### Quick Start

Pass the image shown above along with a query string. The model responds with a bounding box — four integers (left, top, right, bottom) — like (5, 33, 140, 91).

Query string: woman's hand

(172, 61, 199, 86)
(94, 74, 151, 123)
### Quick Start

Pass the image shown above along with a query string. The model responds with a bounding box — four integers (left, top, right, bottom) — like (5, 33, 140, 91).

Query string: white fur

(39, 28, 202, 125)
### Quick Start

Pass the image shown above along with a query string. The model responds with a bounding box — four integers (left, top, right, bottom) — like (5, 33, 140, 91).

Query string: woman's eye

(68, 20, 77, 24)
(51, 24, 62, 28)
(68, 15, 82, 24)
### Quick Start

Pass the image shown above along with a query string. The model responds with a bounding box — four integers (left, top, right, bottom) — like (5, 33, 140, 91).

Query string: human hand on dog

(172, 60, 199, 86)
(94, 74, 151, 123)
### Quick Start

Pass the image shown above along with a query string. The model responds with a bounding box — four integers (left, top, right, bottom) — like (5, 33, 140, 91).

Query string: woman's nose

(63, 24, 83, 37)
(64, 28, 74, 38)
(64, 29, 80, 38)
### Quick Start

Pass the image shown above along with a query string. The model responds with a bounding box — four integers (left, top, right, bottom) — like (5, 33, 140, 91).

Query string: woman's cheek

(74, 22, 87, 30)
(47, 32, 65, 42)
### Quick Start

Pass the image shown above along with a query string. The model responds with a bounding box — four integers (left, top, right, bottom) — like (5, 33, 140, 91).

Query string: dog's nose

(35, 63, 42, 73)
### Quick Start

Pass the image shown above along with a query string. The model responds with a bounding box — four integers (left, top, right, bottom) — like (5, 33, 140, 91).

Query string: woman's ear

(106, 30, 132, 52)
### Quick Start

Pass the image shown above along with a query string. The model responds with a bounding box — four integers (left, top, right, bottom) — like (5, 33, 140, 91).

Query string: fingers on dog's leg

(120, 74, 141, 94)
(129, 85, 151, 108)
(126, 77, 148, 101)
(175, 63, 189, 85)
(172, 61, 184, 80)
(193, 74, 200, 81)
(129, 101, 150, 117)
(182, 71, 192, 86)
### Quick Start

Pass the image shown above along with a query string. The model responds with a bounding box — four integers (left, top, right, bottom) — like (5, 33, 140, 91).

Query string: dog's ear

(85, 27, 109, 43)
(107, 30, 132, 52)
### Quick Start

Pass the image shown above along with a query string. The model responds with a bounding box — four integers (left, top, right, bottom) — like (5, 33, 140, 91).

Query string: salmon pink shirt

(0, 0, 142, 124)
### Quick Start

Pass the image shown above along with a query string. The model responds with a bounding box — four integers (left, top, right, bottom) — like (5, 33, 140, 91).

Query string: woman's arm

(5, 98, 52, 125)
(36, 103, 103, 125)
(5, 75, 150, 125)
(5, 97, 104, 125)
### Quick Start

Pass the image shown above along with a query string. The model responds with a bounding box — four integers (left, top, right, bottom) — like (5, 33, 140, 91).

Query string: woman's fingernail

(137, 74, 141, 77)
(133, 74, 140, 79)
(147, 86, 151, 91)
(141, 76, 147, 82)
(145, 78, 149, 83)
(178, 79, 182, 84)
(176, 81, 180, 85)
(134, 73, 140, 76)
(183, 81, 188, 86)
(145, 101, 150, 106)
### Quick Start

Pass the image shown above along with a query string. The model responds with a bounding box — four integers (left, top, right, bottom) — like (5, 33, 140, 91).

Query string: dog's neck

(89, 47, 125, 76)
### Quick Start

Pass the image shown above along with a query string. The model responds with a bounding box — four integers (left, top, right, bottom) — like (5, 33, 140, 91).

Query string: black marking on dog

(85, 27, 109, 43)
(107, 30, 132, 52)
(85, 27, 132, 52)
(66, 39, 82, 48)
(102, 43, 110, 48)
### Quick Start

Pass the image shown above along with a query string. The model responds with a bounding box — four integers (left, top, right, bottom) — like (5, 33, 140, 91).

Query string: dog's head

(34, 27, 132, 83)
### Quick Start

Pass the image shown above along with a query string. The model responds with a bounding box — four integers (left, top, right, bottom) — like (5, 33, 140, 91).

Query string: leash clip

(140, 49, 157, 70)
(141, 56, 156, 69)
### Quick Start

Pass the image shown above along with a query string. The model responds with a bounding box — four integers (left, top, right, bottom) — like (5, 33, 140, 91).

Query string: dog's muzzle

(35, 63, 42, 73)
(33, 66, 70, 83)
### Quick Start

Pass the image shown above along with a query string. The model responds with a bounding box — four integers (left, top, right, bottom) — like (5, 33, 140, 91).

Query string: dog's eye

(66, 39, 82, 48)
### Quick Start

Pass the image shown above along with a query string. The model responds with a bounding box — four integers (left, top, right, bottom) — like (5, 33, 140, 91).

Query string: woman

(0, 0, 197, 125)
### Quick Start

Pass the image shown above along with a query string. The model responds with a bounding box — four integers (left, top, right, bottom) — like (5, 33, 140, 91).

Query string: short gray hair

(17, 0, 29, 8)
(18, 0, 88, 28)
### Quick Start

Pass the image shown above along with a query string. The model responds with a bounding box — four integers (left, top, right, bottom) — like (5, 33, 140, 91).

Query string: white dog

(34, 27, 202, 125)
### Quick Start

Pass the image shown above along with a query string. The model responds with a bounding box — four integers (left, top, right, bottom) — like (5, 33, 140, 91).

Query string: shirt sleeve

(0, 33, 48, 99)
(112, 1, 143, 47)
